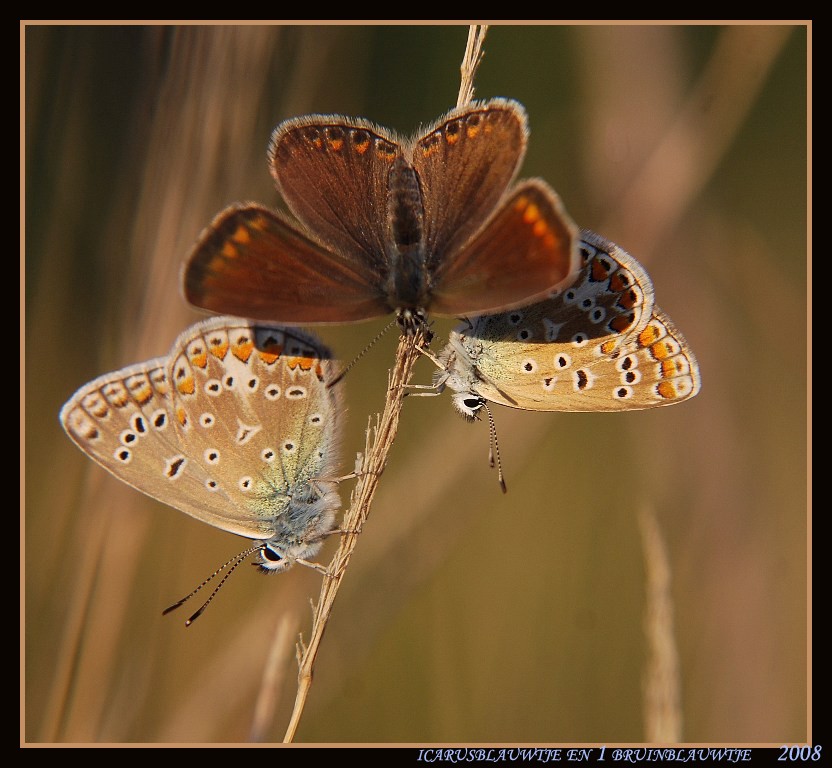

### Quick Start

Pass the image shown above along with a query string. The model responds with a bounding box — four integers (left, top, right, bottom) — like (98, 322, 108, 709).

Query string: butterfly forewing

(61, 318, 343, 541)
(441, 229, 699, 413)
(413, 99, 528, 266)
(269, 116, 402, 270)
(58, 355, 253, 534)
(164, 320, 342, 537)
(60, 357, 185, 504)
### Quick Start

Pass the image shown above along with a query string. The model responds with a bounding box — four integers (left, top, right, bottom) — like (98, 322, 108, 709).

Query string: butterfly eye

(256, 544, 295, 573)
(261, 546, 283, 562)
(452, 393, 486, 421)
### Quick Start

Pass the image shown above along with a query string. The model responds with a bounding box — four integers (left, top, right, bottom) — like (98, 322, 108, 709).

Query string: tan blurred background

(23, 24, 808, 744)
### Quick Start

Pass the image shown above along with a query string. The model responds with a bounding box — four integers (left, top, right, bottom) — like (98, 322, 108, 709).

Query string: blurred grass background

(23, 23, 808, 744)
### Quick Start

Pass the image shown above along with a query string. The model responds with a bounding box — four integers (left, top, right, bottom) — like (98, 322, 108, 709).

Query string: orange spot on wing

(190, 352, 208, 369)
(661, 359, 678, 377)
(176, 405, 188, 426)
(638, 325, 662, 348)
(287, 356, 315, 372)
(232, 340, 254, 362)
(600, 339, 618, 355)
(131, 381, 154, 405)
(618, 290, 639, 310)
(522, 203, 541, 224)
(376, 142, 397, 159)
(419, 135, 440, 158)
(176, 376, 195, 396)
(609, 273, 631, 293)
(250, 214, 270, 231)
(232, 224, 251, 244)
(591, 259, 611, 282)
(221, 242, 238, 259)
(209, 340, 229, 360)
(657, 381, 677, 399)
(257, 347, 282, 365)
(650, 341, 673, 360)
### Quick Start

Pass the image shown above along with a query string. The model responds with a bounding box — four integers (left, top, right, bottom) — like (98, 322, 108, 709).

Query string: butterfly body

(435, 229, 700, 417)
(184, 99, 580, 328)
(60, 317, 343, 572)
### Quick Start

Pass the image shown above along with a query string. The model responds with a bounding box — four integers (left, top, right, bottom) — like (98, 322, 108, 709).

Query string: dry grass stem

(283, 329, 427, 742)
(281, 25, 484, 741)
(639, 505, 683, 742)
(249, 613, 299, 742)
(457, 24, 488, 108)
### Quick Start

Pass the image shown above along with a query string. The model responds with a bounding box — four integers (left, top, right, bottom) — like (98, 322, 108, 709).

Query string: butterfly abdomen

(387, 156, 429, 311)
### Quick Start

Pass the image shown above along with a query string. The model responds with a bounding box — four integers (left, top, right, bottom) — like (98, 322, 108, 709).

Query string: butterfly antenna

(484, 402, 507, 494)
(328, 318, 398, 388)
(163, 543, 261, 625)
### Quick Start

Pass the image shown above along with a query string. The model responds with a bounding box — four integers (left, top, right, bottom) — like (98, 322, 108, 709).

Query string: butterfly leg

(402, 383, 445, 397)
(295, 558, 331, 576)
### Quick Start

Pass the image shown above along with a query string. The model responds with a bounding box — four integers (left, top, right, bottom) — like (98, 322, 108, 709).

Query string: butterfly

(433, 228, 701, 418)
(182, 99, 579, 332)
(60, 317, 344, 582)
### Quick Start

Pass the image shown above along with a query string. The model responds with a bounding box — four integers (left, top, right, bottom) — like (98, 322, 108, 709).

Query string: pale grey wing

(487, 305, 700, 412)
(165, 318, 343, 539)
(611, 305, 701, 407)
(247, 323, 344, 492)
(458, 305, 699, 412)
(59, 356, 225, 520)
(442, 232, 699, 412)
(574, 228, 657, 343)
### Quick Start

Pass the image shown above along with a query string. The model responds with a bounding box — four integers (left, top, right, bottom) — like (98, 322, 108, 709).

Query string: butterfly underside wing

(60, 317, 344, 571)
(436, 229, 701, 415)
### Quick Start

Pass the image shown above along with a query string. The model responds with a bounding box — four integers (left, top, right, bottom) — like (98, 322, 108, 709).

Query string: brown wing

(182, 204, 391, 324)
(411, 99, 529, 268)
(429, 180, 579, 317)
(269, 115, 402, 270)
